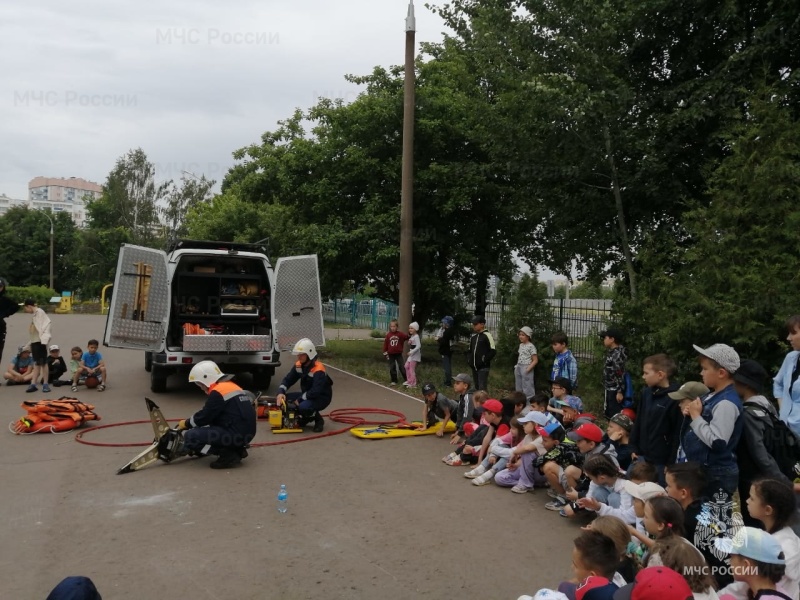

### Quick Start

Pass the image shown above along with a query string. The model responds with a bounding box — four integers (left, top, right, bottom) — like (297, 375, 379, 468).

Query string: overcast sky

(0, 0, 447, 198)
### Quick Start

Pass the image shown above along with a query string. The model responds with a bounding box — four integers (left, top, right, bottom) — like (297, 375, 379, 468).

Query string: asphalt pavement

(1, 314, 578, 599)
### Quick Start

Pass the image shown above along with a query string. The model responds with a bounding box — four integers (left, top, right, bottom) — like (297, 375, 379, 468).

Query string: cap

(715, 526, 786, 565)
(613, 567, 692, 600)
(421, 383, 436, 396)
(441, 316, 454, 327)
(599, 327, 624, 344)
(533, 590, 570, 600)
(667, 381, 710, 401)
(620, 481, 666, 502)
(453, 373, 473, 385)
(409, 321, 419, 332)
(549, 376, 573, 394)
(567, 422, 604, 443)
(482, 399, 504, 414)
(536, 422, 564, 437)
(609, 413, 633, 433)
(620, 408, 636, 421)
(555, 395, 583, 412)
(733, 359, 768, 395)
(519, 411, 550, 425)
(49, 344, 59, 352)
(24, 298, 36, 306)
(471, 314, 486, 325)
(576, 576, 617, 600)
(19, 344, 31, 353)
(692, 343, 740, 374)
(519, 326, 534, 339)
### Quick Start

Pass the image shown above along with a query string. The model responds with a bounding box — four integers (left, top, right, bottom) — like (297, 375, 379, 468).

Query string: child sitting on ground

(47, 344, 68, 385)
(604, 412, 634, 472)
(509, 391, 531, 418)
(4, 345, 34, 385)
(632, 496, 691, 566)
(448, 373, 475, 446)
(718, 478, 800, 599)
(445, 398, 507, 466)
(584, 515, 641, 585)
(557, 531, 619, 600)
(545, 423, 619, 512)
(664, 461, 732, 588)
(463, 417, 523, 485)
(418, 383, 459, 437)
(74, 339, 107, 392)
(494, 415, 560, 492)
(564, 454, 635, 524)
(720, 527, 792, 600)
(653, 537, 717, 600)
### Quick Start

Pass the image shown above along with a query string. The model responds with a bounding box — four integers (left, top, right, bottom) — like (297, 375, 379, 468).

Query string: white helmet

(291, 338, 317, 360)
(188, 360, 226, 386)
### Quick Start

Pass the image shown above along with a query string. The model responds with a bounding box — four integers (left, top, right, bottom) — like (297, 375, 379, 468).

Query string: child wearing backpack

(734, 359, 800, 526)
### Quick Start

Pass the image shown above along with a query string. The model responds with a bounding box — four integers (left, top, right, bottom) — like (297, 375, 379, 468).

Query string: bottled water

(277, 484, 288, 513)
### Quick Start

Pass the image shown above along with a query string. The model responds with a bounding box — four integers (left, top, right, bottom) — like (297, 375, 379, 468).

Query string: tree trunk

(603, 125, 637, 299)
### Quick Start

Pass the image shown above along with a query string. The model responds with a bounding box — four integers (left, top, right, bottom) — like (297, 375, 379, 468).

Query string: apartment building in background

(24, 176, 103, 226)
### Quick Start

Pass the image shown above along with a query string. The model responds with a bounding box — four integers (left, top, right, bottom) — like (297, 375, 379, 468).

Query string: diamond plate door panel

(103, 245, 169, 351)
(183, 335, 272, 352)
(272, 255, 325, 351)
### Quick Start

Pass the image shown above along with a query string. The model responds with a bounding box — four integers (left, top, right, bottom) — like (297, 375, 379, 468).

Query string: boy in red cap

(613, 566, 692, 600)
(445, 398, 508, 466)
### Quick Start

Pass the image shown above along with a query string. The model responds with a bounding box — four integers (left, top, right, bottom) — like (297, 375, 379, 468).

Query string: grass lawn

(319, 338, 607, 415)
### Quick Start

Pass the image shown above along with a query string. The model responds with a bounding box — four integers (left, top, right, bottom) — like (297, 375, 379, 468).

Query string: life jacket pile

(12, 397, 100, 434)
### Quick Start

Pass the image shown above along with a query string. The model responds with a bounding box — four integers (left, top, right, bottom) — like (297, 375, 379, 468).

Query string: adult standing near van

(0, 277, 19, 368)
(276, 338, 333, 432)
(467, 315, 496, 392)
(23, 298, 52, 393)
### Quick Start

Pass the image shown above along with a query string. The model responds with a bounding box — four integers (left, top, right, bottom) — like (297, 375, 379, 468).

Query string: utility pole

(399, 0, 416, 329)
(43, 212, 54, 290)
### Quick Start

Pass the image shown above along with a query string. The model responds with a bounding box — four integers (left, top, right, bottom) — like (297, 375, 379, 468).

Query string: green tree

(86, 148, 168, 246)
(0, 207, 76, 291)
(163, 173, 215, 241)
(615, 83, 800, 374)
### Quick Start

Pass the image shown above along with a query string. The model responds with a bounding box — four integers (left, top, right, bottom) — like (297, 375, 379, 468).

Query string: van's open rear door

(272, 255, 325, 351)
(103, 244, 170, 351)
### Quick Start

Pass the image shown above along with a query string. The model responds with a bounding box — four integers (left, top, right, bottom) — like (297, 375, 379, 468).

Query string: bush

(4, 285, 56, 311)
(370, 329, 384, 339)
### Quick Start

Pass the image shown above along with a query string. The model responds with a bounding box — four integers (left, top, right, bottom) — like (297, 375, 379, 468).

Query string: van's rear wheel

(251, 370, 272, 391)
(144, 352, 152, 372)
(151, 366, 167, 393)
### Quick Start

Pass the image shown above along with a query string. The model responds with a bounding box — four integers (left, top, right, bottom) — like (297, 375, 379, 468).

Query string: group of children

(414, 324, 800, 600)
(3, 339, 108, 393)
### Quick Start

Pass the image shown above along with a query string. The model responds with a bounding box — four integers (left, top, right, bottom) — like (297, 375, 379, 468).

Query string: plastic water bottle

(277, 484, 288, 513)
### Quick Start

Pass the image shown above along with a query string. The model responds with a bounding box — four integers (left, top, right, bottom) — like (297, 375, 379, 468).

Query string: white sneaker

(511, 484, 533, 494)
(464, 465, 487, 479)
(389, 382, 397, 387)
(472, 471, 495, 486)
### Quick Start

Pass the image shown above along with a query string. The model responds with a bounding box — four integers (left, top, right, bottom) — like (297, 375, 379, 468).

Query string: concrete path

(1, 314, 577, 599)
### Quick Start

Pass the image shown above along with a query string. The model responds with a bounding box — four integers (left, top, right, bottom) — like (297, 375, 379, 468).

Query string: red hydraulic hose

(73, 407, 408, 448)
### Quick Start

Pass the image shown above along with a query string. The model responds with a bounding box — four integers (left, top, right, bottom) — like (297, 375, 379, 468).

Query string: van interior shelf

(176, 272, 260, 280)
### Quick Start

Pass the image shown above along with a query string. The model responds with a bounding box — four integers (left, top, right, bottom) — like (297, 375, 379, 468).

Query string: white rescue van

(103, 239, 325, 393)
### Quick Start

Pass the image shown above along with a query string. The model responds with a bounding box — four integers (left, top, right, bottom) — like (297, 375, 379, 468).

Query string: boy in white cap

(403, 321, 421, 388)
(675, 343, 743, 498)
(47, 344, 68, 386)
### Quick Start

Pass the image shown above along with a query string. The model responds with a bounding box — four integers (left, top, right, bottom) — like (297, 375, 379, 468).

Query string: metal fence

(323, 297, 613, 360)
(322, 298, 399, 331)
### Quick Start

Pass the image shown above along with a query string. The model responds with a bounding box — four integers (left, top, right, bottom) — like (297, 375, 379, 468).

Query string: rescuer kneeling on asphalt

(276, 338, 333, 432)
(177, 360, 257, 469)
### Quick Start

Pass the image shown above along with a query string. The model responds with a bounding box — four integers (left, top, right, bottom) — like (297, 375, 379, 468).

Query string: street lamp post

(43, 212, 54, 290)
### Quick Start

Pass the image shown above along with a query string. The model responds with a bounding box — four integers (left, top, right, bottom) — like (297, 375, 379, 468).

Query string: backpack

(743, 401, 800, 480)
